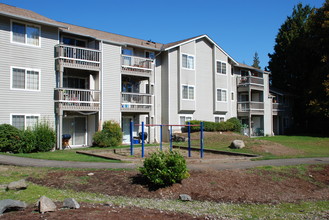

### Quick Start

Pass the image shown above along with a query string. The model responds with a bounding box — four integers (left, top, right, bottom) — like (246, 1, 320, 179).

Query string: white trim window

(216, 61, 227, 74)
(215, 116, 225, 123)
(182, 85, 194, 100)
(217, 89, 227, 102)
(179, 115, 193, 125)
(11, 114, 39, 130)
(182, 54, 194, 70)
(11, 67, 40, 91)
(11, 20, 40, 46)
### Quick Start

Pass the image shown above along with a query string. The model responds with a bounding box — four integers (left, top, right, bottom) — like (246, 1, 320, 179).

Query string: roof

(0, 3, 66, 28)
(237, 62, 266, 74)
(163, 34, 238, 65)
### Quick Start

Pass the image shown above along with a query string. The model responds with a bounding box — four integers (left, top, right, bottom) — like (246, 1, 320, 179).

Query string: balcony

(55, 44, 101, 71)
(121, 55, 153, 77)
(237, 76, 264, 86)
(121, 92, 152, 112)
(55, 88, 100, 111)
(238, 101, 264, 114)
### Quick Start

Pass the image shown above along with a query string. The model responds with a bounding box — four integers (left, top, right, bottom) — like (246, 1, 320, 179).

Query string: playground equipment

(130, 121, 204, 158)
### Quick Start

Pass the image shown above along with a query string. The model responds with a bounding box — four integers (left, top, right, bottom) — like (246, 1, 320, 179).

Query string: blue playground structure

(130, 121, 204, 158)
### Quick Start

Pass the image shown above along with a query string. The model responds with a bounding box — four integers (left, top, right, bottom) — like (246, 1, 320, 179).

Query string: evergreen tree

(252, 52, 261, 69)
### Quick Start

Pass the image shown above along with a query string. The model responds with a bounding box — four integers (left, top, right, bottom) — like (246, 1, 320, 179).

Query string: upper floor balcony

(121, 55, 153, 77)
(238, 101, 264, 115)
(55, 44, 101, 71)
(121, 92, 152, 112)
(54, 88, 100, 111)
(237, 76, 264, 87)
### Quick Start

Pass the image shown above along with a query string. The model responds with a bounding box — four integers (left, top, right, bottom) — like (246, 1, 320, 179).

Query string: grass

(1, 165, 328, 219)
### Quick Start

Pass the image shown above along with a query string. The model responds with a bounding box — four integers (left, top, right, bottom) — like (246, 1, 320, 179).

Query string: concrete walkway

(1, 154, 329, 170)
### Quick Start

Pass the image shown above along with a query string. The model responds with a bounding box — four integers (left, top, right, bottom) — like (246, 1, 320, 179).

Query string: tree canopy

(268, 0, 329, 135)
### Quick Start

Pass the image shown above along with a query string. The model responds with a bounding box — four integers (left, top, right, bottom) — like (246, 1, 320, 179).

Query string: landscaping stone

(63, 198, 80, 209)
(0, 199, 27, 214)
(230, 140, 245, 149)
(7, 179, 27, 190)
(179, 194, 192, 201)
(38, 196, 56, 213)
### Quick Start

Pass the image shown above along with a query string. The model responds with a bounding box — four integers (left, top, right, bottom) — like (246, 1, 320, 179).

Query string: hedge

(186, 117, 241, 132)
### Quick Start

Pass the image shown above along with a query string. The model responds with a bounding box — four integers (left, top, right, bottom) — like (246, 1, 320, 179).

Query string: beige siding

(102, 42, 121, 123)
(0, 15, 58, 127)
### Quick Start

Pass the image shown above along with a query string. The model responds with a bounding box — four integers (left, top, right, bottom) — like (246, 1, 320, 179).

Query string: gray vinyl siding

(0, 15, 58, 127)
(193, 39, 214, 121)
(263, 73, 272, 135)
(102, 42, 121, 123)
(214, 47, 228, 113)
(168, 48, 179, 124)
(160, 52, 169, 125)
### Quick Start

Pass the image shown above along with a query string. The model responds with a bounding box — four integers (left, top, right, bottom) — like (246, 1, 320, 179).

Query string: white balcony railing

(55, 88, 100, 111)
(238, 101, 264, 112)
(238, 76, 264, 86)
(121, 92, 152, 112)
(121, 55, 153, 76)
(55, 44, 101, 70)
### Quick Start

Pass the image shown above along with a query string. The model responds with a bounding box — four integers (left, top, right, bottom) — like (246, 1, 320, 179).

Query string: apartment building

(0, 4, 291, 149)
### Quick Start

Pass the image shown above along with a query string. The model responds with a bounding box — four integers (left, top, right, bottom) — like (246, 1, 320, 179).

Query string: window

(62, 37, 86, 47)
(12, 21, 40, 46)
(217, 89, 227, 102)
(180, 115, 192, 125)
(182, 85, 194, 100)
(12, 68, 40, 91)
(215, 116, 225, 123)
(11, 114, 39, 130)
(216, 61, 227, 74)
(182, 54, 194, 69)
(145, 51, 155, 59)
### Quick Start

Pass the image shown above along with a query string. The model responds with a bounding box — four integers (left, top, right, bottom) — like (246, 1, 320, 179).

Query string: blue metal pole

(200, 122, 204, 158)
(188, 121, 191, 157)
(141, 121, 145, 158)
(130, 121, 134, 156)
(160, 125, 163, 151)
(170, 126, 173, 151)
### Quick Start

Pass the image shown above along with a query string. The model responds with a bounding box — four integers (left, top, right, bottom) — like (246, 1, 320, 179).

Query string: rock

(7, 179, 27, 191)
(0, 199, 27, 214)
(87, 173, 94, 176)
(63, 198, 80, 209)
(230, 140, 245, 149)
(179, 194, 192, 201)
(38, 196, 56, 213)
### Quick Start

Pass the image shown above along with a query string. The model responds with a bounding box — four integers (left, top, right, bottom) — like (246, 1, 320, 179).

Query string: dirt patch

(1, 202, 204, 220)
(27, 165, 329, 204)
(247, 139, 303, 156)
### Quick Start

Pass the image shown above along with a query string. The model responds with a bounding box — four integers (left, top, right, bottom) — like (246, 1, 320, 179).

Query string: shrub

(93, 120, 122, 147)
(19, 129, 36, 153)
(227, 117, 242, 132)
(139, 151, 189, 187)
(186, 120, 236, 132)
(0, 124, 22, 153)
(33, 121, 56, 152)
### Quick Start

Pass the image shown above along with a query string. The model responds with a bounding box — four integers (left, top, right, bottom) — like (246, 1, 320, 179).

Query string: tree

(268, 1, 329, 135)
(252, 52, 261, 69)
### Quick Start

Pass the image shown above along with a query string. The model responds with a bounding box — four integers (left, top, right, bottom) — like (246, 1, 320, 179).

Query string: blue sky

(1, 0, 324, 68)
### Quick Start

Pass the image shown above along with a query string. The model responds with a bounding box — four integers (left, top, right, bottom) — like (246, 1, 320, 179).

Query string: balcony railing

(55, 88, 100, 111)
(238, 101, 264, 112)
(55, 44, 101, 70)
(121, 92, 152, 112)
(121, 55, 153, 76)
(238, 76, 264, 86)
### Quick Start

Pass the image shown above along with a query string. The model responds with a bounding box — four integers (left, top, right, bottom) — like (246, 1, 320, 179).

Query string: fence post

(160, 125, 163, 151)
(130, 120, 134, 156)
(141, 121, 145, 158)
(170, 126, 173, 151)
(200, 122, 204, 158)
(188, 122, 191, 157)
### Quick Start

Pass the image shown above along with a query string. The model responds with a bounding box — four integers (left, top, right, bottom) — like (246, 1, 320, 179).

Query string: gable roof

(163, 34, 238, 65)
(0, 3, 66, 28)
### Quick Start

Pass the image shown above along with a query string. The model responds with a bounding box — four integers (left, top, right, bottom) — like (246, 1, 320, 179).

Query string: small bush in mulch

(139, 151, 189, 188)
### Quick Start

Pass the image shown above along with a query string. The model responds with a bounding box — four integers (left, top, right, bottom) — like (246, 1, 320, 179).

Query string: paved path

(1, 155, 329, 170)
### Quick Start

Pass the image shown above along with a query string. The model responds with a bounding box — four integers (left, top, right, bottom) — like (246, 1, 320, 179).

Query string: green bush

(19, 129, 36, 153)
(93, 120, 122, 147)
(187, 120, 236, 132)
(227, 117, 242, 132)
(33, 121, 56, 152)
(139, 151, 189, 187)
(0, 124, 22, 153)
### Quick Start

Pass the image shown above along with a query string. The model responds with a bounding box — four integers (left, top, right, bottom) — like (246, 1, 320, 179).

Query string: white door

(122, 116, 133, 144)
(63, 117, 86, 146)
